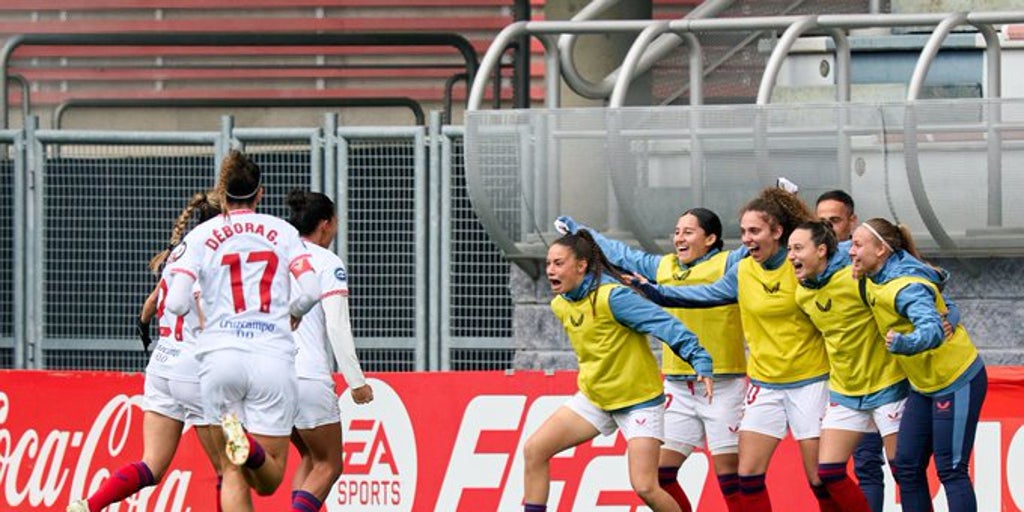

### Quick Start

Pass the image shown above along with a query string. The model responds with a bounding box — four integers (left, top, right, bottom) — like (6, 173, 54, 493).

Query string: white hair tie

(861, 223, 894, 253)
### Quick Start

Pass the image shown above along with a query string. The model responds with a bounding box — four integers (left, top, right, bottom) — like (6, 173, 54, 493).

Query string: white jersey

(145, 264, 203, 382)
(293, 242, 350, 380)
(168, 209, 313, 360)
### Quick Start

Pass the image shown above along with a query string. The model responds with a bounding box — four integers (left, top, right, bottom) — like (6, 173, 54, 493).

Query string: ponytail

(148, 191, 220, 274)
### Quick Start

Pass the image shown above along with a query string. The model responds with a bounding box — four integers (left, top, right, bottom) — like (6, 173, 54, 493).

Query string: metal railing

(1, 114, 515, 371)
(465, 11, 1024, 274)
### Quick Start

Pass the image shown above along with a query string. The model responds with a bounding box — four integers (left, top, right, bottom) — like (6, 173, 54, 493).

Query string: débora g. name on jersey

(205, 220, 278, 250)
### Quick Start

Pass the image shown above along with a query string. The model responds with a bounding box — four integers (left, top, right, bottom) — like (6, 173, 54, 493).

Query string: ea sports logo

(330, 378, 417, 512)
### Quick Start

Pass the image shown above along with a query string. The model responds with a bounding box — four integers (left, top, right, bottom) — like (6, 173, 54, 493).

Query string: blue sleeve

(889, 283, 945, 355)
(608, 287, 713, 376)
(945, 298, 961, 329)
(586, 227, 662, 281)
(636, 262, 739, 308)
(724, 246, 749, 271)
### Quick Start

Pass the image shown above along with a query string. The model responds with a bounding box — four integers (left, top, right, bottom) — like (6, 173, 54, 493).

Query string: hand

(135, 318, 153, 352)
(885, 329, 897, 349)
(350, 385, 374, 404)
(941, 316, 954, 338)
(290, 315, 302, 331)
(629, 272, 649, 285)
(553, 216, 579, 235)
(697, 375, 714, 404)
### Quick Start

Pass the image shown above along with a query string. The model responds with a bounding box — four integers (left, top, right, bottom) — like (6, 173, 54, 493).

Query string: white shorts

(740, 380, 828, 441)
(294, 378, 341, 430)
(565, 392, 664, 441)
(198, 349, 298, 437)
(664, 377, 744, 455)
(821, 398, 906, 437)
(143, 374, 207, 425)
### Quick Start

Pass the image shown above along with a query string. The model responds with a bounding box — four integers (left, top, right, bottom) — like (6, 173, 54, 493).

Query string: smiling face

(673, 213, 717, 265)
(849, 226, 888, 277)
(740, 210, 783, 263)
(787, 227, 828, 281)
(816, 199, 857, 241)
(546, 243, 587, 295)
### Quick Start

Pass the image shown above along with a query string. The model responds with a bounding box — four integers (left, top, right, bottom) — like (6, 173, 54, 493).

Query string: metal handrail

(1, 32, 479, 130)
(557, 0, 735, 101)
(53, 97, 427, 129)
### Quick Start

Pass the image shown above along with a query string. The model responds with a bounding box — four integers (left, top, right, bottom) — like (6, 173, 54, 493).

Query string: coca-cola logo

(0, 390, 193, 511)
(331, 378, 416, 512)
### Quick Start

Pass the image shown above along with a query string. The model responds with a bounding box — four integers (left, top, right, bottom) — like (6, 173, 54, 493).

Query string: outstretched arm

(635, 263, 739, 308)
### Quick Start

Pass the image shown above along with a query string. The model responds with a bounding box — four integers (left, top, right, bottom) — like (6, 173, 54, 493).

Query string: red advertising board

(2, 368, 1024, 511)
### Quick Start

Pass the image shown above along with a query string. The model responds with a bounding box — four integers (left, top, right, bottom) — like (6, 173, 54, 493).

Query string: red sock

(717, 473, 743, 512)
(658, 466, 693, 512)
(819, 462, 872, 512)
(87, 461, 156, 511)
(244, 433, 266, 469)
(291, 489, 323, 512)
(739, 474, 772, 512)
(810, 483, 842, 512)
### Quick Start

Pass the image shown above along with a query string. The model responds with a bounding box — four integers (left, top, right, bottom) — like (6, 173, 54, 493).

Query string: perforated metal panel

(441, 129, 514, 371)
(465, 99, 1024, 261)
(40, 145, 216, 370)
(337, 129, 427, 371)
(0, 137, 13, 368)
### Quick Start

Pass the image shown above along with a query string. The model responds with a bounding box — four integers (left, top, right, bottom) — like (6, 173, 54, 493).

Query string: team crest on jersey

(672, 268, 691, 281)
(815, 298, 832, 312)
(761, 281, 781, 294)
(334, 267, 348, 282)
(168, 242, 187, 263)
(569, 313, 584, 327)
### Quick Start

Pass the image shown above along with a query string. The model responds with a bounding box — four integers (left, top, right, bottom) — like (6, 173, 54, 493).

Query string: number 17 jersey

(168, 209, 313, 360)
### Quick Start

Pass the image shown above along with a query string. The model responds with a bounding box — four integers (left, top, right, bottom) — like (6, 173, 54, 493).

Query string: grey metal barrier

(0, 129, 18, 368)
(464, 99, 1024, 275)
(3, 115, 516, 372)
(439, 126, 514, 371)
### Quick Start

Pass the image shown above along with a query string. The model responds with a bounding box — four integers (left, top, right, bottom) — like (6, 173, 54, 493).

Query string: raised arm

(556, 215, 661, 280)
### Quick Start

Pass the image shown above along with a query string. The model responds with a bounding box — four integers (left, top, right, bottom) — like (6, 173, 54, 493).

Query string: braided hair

(148, 190, 220, 274)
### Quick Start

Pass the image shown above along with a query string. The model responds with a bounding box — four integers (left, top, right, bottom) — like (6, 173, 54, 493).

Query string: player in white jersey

(165, 150, 320, 512)
(286, 190, 374, 512)
(68, 192, 224, 512)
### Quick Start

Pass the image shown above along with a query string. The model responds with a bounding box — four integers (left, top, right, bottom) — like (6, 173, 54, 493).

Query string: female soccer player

(68, 191, 224, 512)
(788, 220, 910, 512)
(850, 218, 986, 512)
(555, 208, 746, 512)
(637, 188, 836, 512)
(286, 190, 374, 512)
(523, 230, 713, 512)
(164, 150, 321, 512)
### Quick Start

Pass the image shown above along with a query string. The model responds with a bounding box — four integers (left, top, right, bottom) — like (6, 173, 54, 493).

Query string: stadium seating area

(0, 0, 718, 127)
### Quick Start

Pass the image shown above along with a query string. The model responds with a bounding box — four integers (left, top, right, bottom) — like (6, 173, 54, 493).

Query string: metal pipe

(976, 23, 1002, 227)
(2, 32, 479, 129)
(757, 16, 819, 105)
(443, 73, 468, 124)
(53, 97, 426, 129)
(427, 111, 442, 370)
(9, 73, 28, 121)
(558, 0, 736, 100)
(513, 0, 532, 108)
(907, 12, 968, 101)
(611, 22, 672, 107)
(684, 33, 704, 105)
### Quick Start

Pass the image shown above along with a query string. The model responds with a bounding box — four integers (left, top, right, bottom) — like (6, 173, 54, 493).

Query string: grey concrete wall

(512, 256, 1024, 369)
